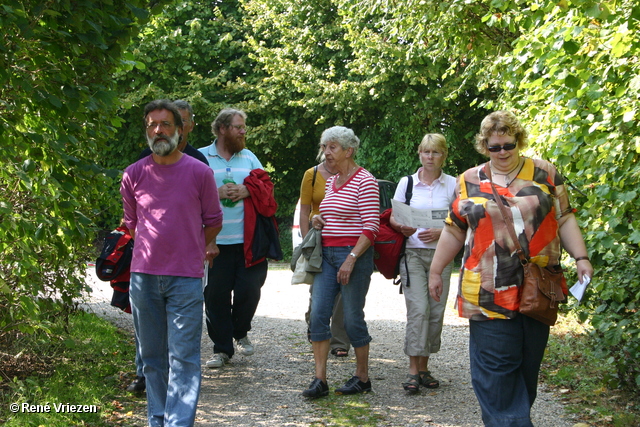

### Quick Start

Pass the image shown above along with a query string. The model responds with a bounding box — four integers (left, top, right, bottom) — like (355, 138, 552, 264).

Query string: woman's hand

(576, 259, 594, 284)
(338, 257, 356, 285)
(311, 214, 326, 230)
(429, 272, 443, 302)
(398, 224, 417, 237)
(417, 228, 442, 243)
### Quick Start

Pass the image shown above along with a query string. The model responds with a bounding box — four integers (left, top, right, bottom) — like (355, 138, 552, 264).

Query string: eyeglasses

(421, 151, 443, 157)
(486, 142, 517, 153)
(146, 121, 175, 130)
(229, 124, 247, 131)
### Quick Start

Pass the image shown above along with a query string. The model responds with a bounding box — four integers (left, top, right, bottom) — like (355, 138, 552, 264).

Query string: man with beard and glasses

(128, 101, 208, 395)
(199, 108, 272, 369)
(138, 99, 209, 165)
(121, 99, 223, 427)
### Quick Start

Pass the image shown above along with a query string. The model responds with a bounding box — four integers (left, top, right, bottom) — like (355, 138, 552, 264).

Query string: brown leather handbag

(486, 164, 566, 326)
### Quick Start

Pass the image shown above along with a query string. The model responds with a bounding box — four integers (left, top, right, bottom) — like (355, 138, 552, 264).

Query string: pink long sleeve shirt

(120, 154, 223, 278)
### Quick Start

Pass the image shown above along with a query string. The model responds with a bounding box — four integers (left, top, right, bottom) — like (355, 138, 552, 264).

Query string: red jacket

(243, 169, 280, 267)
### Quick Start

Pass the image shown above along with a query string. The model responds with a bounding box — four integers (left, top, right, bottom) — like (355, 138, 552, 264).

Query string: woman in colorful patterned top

(302, 126, 380, 398)
(428, 111, 593, 426)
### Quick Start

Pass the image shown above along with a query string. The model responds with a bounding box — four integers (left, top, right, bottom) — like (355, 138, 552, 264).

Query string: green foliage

(4, 0, 635, 398)
(104, 0, 487, 231)
(483, 0, 640, 393)
(357, 0, 640, 393)
(0, 0, 169, 338)
(0, 309, 140, 426)
(542, 316, 640, 426)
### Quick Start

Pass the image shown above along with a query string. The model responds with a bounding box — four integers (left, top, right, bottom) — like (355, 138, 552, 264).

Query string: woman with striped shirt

(302, 126, 380, 398)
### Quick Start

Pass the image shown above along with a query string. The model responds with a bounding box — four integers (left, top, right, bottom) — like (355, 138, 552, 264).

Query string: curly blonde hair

(474, 110, 528, 156)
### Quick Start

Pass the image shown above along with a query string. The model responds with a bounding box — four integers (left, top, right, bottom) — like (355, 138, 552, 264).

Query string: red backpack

(373, 176, 412, 284)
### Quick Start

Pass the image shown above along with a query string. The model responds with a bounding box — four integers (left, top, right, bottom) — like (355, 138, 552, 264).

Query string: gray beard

(147, 132, 179, 157)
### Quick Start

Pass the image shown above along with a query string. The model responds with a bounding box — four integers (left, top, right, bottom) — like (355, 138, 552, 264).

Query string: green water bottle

(221, 167, 238, 208)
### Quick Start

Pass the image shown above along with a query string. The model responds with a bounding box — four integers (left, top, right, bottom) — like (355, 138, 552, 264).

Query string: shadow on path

(83, 268, 574, 426)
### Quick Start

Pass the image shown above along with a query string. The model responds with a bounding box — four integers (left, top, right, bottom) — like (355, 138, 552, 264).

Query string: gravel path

(83, 267, 577, 426)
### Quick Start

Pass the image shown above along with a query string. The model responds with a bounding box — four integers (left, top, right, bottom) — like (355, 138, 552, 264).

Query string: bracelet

(349, 252, 358, 259)
(575, 256, 590, 262)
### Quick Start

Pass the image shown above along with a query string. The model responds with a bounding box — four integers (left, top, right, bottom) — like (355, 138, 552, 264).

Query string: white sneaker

(205, 353, 229, 368)
(235, 336, 255, 356)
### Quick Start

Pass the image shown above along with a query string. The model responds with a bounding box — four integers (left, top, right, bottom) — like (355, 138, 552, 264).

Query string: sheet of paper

(569, 275, 591, 303)
(391, 199, 447, 229)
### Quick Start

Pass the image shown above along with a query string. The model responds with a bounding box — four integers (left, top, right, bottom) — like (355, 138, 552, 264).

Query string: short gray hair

(173, 99, 193, 122)
(143, 99, 183, 129)
(320, 126, 360, 157)
(211, 108, 247, 137)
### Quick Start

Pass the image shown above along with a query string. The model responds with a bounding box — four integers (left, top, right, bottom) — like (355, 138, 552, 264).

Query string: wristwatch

(349, 252, 358, 259)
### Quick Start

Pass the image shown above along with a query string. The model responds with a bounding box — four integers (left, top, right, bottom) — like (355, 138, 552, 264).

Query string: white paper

(391, 199, 448, 229)
(569, 275, 591, 302)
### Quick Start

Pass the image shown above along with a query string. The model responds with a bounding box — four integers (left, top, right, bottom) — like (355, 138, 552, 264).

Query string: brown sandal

(419, 370, 440, 389)
(402, 374, 420, 393)
(330, 347, 349, 357)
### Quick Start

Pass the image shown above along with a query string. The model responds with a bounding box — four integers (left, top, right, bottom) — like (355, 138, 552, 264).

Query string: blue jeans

(130, 273, 204, 427)
(309, 246, 373, 348)
(469, 315, 549, 427)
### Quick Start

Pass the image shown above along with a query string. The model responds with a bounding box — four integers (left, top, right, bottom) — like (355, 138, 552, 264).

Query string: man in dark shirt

(138, 99, 209, 165)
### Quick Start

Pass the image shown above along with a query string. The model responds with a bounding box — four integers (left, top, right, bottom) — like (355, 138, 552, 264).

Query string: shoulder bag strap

(485, 164, 528, 265)
(312, 165, 318, 188)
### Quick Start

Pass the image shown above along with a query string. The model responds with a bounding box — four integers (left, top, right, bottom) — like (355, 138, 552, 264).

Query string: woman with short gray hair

(303, 126, 380, 398)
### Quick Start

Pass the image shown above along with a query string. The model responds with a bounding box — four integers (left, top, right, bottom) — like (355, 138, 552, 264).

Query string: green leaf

(565, 74, 581, 88)
(562, 41, 579, 55)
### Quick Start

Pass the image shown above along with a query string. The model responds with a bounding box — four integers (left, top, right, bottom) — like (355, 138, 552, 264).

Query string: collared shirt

(392, 168, 457, 249)
(198, 140, 263, 245)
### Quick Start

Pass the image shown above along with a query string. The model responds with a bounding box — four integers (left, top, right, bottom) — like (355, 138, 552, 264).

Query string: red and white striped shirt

(320, 167, 380, 247)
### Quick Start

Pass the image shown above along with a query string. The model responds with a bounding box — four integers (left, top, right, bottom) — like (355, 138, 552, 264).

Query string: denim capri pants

(309, 246, 373, 348)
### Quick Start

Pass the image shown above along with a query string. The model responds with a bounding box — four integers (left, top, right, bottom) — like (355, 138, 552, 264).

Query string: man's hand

(219, 183, 250, 202)
(205, 242, 220, 267)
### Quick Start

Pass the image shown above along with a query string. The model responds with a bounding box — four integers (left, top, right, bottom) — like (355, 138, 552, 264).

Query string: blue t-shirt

(199, 140, 263, 244)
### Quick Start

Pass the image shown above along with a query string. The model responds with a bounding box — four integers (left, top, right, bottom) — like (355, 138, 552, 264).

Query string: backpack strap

(396, 175, 414, 290)
(404, 175, 413, 205)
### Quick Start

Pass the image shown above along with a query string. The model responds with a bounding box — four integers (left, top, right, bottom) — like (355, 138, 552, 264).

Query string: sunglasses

(487, 142, 517, 153)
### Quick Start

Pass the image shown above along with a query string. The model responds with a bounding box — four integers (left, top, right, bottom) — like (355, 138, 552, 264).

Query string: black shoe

(302, 378, 329, 398)
(335, 375, 372, 395)
(126, 376, 146, 392)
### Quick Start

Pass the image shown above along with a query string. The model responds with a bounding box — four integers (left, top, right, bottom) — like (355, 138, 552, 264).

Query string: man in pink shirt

(120, 99, 223, 427)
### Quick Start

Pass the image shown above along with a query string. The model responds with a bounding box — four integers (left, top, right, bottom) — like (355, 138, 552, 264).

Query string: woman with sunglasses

(428, 111, 593, 426)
